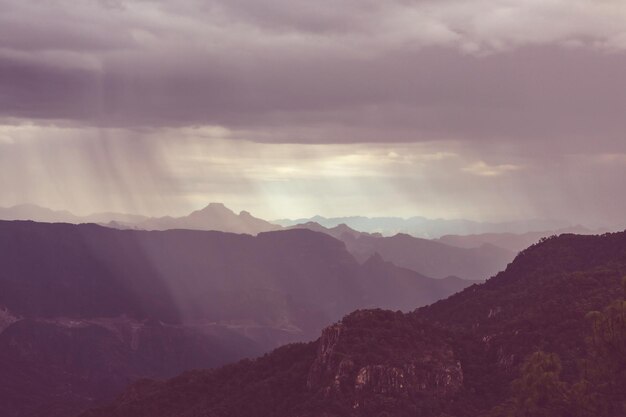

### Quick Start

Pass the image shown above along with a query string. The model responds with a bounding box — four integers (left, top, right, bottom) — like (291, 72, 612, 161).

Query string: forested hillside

(83, 231, 626, 417)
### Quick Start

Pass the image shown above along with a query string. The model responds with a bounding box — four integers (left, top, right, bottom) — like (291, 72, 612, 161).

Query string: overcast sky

(1, 0, 625, 225)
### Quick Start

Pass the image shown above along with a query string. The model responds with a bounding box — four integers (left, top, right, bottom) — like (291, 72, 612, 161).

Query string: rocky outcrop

(306, 310, 463, 415)
(353, 361, 463, 397)
(0, 306, 19, 334)
(306, 323, 344, 390)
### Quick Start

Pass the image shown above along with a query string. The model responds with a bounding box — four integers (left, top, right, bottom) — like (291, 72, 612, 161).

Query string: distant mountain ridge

(0, 203, 280, 235)
(2, 204, 583, 281)
(0, 204, 519, 280)
(130, 202, 281, 234)
(275, 214, 573, 238)
(435, 225, 602, 252)
(289, 222, 515, 280)
(0, 203, 148, 224)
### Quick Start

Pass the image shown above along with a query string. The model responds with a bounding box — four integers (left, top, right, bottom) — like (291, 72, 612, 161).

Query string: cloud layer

(1, 0, 626, 146)
(1, 0, 625, 225)
(1, 124, 625, 228)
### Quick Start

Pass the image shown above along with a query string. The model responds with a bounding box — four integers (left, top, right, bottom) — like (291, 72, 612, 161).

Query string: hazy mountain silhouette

(82, 230, 626, 417)
(0, 220, 473, 417)
(0, 203, 279, 235)
(0, 203, 148, 225)
(291, 222, 514, 280)
(274, 215, 572, 238)
(435, 225, 601, 253)
(288, 221, 378, 240)
(130, 202, 281, 234)
(0, 203, 79, 223)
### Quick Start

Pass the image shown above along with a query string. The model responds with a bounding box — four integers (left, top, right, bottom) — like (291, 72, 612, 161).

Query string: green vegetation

(484, 277, 626, 417)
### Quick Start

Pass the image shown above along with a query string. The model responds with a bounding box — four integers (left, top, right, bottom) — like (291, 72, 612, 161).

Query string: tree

(485, 277, 626, 417)
(482, 351, 569, 417)
(581, 276, 626, 416)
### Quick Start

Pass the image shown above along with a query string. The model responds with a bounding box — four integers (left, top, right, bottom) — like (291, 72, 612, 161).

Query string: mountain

(435, 225, 601, 253)
(0, 203, 78, 223)
(0, 220, 473, 417)
(288, 221, 374, 240)
(274, 215, 572, 238)
(129, 203, 281, 234)
(82, 230, 626, 417)
(0, 203, 148, 225)
(0, 203, 278, 235)
(291, 222, 514, 280)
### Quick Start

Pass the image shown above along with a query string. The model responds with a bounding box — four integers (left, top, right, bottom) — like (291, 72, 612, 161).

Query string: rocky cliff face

(0, 306, 19, 333)
(305, 310, 463, 416)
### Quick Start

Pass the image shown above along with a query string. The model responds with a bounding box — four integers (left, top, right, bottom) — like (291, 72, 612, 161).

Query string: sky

(1, 0, 625, 225)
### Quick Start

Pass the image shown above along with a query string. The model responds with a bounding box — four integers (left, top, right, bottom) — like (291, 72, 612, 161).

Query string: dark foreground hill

(83, 231, 626, 417)
(0, 220, 471, 417)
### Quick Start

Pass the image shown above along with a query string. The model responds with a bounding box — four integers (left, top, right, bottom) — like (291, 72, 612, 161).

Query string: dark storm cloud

(1, 0, 626, 148)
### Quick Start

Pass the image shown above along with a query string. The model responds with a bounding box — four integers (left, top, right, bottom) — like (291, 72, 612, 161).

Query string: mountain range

(0, 203, 603, 281)
(2, 203, 585, 240)
(274, 214, 573, 238)
(289, 222, 514, 280)
(82, 229, 626, 417)
(0, 220, 474, 417)
(0, 204, 515, 280)
(435, 225, 601, 252)
(0, 203, 279, 235)
(0, 203, 148, 225)
(113, 203, 281, 234)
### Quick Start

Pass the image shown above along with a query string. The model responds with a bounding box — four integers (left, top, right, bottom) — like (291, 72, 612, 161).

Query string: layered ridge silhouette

(290, 222, 513, 280)
(0, 220, 472, 417)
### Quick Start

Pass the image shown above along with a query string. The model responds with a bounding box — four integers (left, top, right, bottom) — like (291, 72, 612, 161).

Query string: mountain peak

(192, 203, 235, 216)
(204, 202, 229, 210)
(135, 203, 281, 234)
(332, 223, 355, 233)
(363, 252, 386, 267)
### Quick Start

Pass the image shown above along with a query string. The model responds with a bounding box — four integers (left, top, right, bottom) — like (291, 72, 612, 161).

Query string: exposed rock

(306, 310, 463, 415)
(0, 306, 19, 334)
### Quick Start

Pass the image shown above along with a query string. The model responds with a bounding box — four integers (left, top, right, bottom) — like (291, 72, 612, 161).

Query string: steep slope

(359, 253, 477, 311)
(83, 231, 626, 417)
(291, 222, 514, 280)
(343, 233, 513, 280)
(0, 220, 471, 417)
